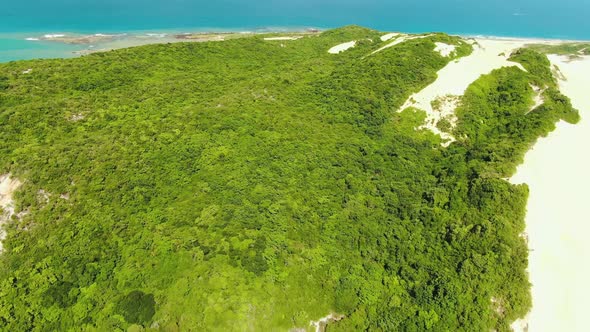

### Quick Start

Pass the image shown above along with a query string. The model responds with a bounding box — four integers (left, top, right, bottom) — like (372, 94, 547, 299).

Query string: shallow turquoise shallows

(1, 0, 589, 62)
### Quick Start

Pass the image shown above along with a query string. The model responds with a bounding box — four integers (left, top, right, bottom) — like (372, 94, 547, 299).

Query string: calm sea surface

(1, 0, 589, 62)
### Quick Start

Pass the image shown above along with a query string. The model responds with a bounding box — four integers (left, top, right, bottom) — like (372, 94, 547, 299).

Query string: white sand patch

(309, 313, 344, 332)
(328, 41, 356, 54)
(380, 32, 401, 42)
(43, 34, 65, 39)
(434, 42, 456, 57)
(263, 36, 302, 41)
(511, 316, 530, 332)
(37, 189, 50, 204)
(0, 175, 20, 213)
(510, 55, 590, 332)
(491, 296, 506, 316)
(527, 84, 545, 114)
(0, 174, 22, 253)
(399, 38, 528, 146)
(70, 113, 85, 121)
(416, 95, 461, 145)
(370, 34, 433, 55)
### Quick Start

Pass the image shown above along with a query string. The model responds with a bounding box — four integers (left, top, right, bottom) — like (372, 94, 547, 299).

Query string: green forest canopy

(0, 26, 579, 331)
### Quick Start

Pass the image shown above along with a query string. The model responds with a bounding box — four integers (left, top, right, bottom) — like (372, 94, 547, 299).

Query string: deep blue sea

(1, 0, 590, 62)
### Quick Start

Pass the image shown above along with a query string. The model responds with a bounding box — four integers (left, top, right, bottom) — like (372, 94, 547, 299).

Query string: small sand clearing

(527, 84, 546, 114)
(0, 174, 21, 214)
(309, 313, 345, 332)
(328, 41, 356, 54)
(510, 316, 530, 332)
(399, 38, 528, 146)
(70, 113, 85, 121)
(416, 95, 461, 145)
(434, 42, 456, 57)
(0, 174, 22, 253)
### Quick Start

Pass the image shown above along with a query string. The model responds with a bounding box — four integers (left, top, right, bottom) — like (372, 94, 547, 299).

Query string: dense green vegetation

(0, 26, 578, 331)
(526, 42, 590, 56)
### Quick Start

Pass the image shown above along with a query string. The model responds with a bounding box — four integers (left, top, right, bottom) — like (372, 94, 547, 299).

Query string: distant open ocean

(1, 0, 589, 62)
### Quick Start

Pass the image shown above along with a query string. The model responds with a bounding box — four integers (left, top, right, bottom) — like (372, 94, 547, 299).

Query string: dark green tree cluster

(0, 26, 578, 331)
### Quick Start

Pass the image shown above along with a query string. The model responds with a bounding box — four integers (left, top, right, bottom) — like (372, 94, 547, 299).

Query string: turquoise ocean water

(1, 0, 590, 62)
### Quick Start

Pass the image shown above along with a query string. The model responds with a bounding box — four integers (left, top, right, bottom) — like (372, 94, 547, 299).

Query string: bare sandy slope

(380, 32, 400, 41)
(0, 174, 21, 253)
(434, 42, 456, 57)
(328, 41, 356, 54)
(510, 55, 590, 332)
(399, 38, 527, 145)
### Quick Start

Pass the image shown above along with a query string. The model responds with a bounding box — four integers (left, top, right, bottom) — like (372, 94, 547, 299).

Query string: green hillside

(0, 26, 578, 331)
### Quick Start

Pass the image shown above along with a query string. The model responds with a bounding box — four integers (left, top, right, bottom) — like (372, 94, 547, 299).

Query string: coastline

(0, 26, 322, 62)
(1, 27, 590, 63)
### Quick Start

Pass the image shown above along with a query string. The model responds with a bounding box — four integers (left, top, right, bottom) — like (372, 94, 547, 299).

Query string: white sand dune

(380, 32, 401, 42)
(434, 42, 456, 57)
(399, 39, 527, 145)
(510, 55, 590, 332)
(0, 174, 22, 253)
(328, 41, 356, 54)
